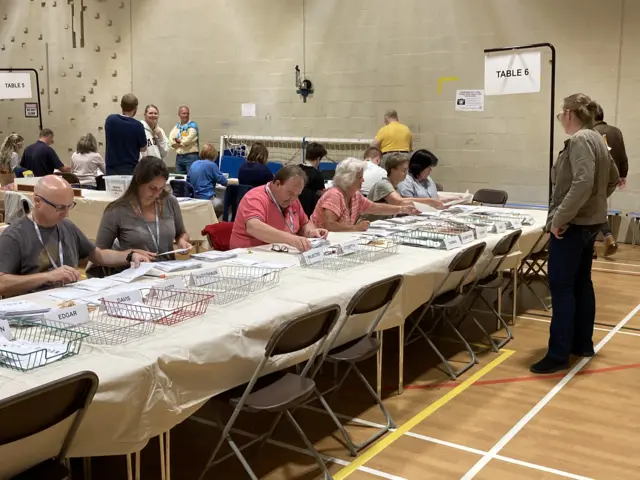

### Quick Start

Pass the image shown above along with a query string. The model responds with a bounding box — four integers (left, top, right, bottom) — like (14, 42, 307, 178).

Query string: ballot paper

(413, 201, 438, 213)
(0, 300, 50, 316)
(156, 247, 192, 258)
(108, 263, 157, 283)
(0, 337, 68, 369)
(151, 260, 203, 273)
(309, 238, 330, 249)
(191, 251, 238, 263)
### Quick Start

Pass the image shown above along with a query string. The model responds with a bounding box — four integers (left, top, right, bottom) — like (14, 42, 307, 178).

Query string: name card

(45, 304, 89, 326)
(459, 231, 475, 244)
(495, 222, 507, 233)
(155, 277, 186, 290)
(336, 239, 360, 255)
(443, 235, 463, 250)
(509, 219, 523, 229)
(189, 267, 220, 287)
(300, 247, 325, 266)
(102, 290, 143, 305)
(475, 226, 488, 239)
(0, 319, 11, 340)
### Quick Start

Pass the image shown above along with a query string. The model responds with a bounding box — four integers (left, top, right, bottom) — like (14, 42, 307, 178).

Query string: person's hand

(551, 226, 566, 240)
(131, 251, 155, 267)
(176, 238, 193, 251)
(46, 266, 81, 285)
(400, 205, 420, 215)
(355, 220, 370, 232)
(619, 177, 627, 189)
(307, 228, 328, 239)
(289, 235, 311, 253)
(153, 128, 162, 139)
(174, 138, 181, 144)
(432, 200, 446, 210)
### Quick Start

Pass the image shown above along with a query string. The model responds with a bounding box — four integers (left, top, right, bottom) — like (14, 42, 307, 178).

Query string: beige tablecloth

(0, 190, 217, 242)
(0, 208, 546, 473)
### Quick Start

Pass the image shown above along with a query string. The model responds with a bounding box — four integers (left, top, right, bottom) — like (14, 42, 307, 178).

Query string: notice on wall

(24, 102, 39, 118)
(484, 51, 541, 96)
(0, 72, 32, 99)
(241, 103, 256, 117)
(455, 90, 484, 111)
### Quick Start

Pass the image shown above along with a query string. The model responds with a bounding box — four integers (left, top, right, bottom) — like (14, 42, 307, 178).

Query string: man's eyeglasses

(36, 194, 76, 213)
(271, 244, 289, 253)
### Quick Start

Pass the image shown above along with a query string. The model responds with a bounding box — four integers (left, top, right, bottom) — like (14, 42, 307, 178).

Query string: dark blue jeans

(176, 152, 199, 174)
(547, 224, 600, 362)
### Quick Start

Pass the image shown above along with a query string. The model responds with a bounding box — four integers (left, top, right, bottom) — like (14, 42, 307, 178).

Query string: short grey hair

(333, 157, 365, 191)
(384, 109, 398, 120)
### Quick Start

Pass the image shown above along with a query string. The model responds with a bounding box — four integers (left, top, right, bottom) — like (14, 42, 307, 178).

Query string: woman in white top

(141, 104, 169, 160)
(71, 133, 106, 187)
(0, 133, 24, 173)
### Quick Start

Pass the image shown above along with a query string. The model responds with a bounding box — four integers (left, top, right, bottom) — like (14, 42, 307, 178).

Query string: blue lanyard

(31, 217, 63, 269)
(265, 184, 295, 233)
(139, 202, 160, 253)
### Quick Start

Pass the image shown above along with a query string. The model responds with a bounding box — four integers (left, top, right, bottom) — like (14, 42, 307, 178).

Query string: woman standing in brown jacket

(531, 93, 619, 374)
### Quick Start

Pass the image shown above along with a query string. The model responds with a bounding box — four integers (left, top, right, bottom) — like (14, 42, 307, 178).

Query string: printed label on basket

(460, 231, 475, 244)
(509, 219, 523, 229)
(155, 277, 185, 290)
(189, 267, 220, 287)
(300, 247, 325, 266)
(102, 290, 143, 305)
(0, 319, 11, 340)
(336, 239, 360, 255)
(495, 222, 507, 233)
(44, 304, 89, 326)
(444, 236, 463, 250)
(475, 226, 488, 239)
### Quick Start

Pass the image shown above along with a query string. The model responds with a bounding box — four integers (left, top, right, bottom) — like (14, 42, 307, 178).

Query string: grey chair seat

(474, 273, 503, 289)
(328, 336, 380, 363)
(234, 373, 315, 413)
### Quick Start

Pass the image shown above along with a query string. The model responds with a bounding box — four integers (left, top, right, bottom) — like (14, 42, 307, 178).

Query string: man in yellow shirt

(371, 109, 413, 168)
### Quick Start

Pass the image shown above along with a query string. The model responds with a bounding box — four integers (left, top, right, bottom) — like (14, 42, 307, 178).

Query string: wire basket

(45, 308, 156, 346)
(464, 210, 535, 228)
(299, 246, 362, 271)
(184, 266, 282, 305)
(101, 288, 214, 326)
(352, 238, 399, 263)
(0, 321, 87, 372)
(392, 225, 464, 250)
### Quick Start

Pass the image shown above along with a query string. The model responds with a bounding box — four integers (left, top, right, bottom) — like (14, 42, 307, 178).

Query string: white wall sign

(241, 103, 256, 117)
(0, 72, 33, 99)
(24, 102, 39, 118)
(455, 90, 484, 111)
(484, 52, 541, 96)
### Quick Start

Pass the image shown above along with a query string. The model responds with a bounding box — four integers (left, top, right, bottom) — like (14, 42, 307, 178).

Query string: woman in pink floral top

(311, 158, 418, 232)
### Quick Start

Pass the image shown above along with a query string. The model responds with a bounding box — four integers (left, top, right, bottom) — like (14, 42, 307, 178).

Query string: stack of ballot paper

(151, 260, 203, 273)
(191, 251, 238, 263)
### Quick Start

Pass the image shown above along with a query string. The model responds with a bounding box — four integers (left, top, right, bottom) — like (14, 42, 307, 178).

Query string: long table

(0, 208, 546, 475)
(0, 189, 217, 242)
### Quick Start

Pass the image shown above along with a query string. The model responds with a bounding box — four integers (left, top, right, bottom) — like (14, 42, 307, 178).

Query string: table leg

(160, 433, 166, 480)
(497, 273, 503, 331)
(376, 330, 383, 397)
(512, 265, 518, 326)
(398, 324, 404, 395)
(83, 457, 92, 480)
(126, 454, 133, 480)
(166, 430, 171, 480)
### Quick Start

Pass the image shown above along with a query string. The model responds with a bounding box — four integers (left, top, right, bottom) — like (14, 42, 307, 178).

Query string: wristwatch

(126, 250, 134, 262)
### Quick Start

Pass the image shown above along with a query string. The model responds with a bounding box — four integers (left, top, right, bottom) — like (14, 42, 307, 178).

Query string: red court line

(398, 362, 640, 391)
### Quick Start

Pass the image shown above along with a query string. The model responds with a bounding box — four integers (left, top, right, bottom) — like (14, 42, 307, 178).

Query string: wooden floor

(77, 243, 640, 480)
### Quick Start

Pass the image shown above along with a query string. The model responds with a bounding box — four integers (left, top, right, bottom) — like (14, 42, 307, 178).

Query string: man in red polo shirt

(230, 164, 328, 251)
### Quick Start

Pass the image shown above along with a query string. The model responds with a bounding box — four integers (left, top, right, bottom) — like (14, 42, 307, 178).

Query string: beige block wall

(1, 0, 638, 209)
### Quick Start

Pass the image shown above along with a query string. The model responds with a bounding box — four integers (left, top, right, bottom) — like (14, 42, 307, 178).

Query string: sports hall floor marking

(331, 349, 514, 480)
(519, 314, 640, 338)
(460, 303, 640, 479)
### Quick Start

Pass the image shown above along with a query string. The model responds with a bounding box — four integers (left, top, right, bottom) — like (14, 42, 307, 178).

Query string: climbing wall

(0, 0, 132, 162)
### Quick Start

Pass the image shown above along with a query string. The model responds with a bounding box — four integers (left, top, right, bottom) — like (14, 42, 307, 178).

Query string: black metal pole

(484, 43, 556, 203)
(2, 67, 44, 132)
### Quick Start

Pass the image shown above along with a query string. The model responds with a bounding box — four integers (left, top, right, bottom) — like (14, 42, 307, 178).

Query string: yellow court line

(437, 76, 459, 94)
(333, 349, 516, 480)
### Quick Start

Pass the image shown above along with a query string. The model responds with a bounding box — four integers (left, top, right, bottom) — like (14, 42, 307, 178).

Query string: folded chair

(0, 371, 98, 480)
(460, 230, 522, 351)
(315, 275, 403, 455)
(405, 243, 487, 380)
(473, 188, 508, 206)
(198, 305, 342, 480)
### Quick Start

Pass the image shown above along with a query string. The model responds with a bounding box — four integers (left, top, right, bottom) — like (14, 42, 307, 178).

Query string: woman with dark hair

(238, 142, 274, 187)
(95, 157, 192, 262)
(71, 133, 105, 188)
(397, 149, 440, 199)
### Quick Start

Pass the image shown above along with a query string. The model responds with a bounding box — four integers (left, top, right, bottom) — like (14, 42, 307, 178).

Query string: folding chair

(405, 242, 487, 380)
(316, 275, 403, 454)
(473, 188, 508, 206)
(461, 230, 522, 351)
(504, 230, 550, 312)
(201, 222, 233, 251)
(198, 305, 341, 480)
(0, 371, 98, 480)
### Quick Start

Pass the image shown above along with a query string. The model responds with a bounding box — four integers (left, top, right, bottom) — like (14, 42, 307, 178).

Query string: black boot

(530, 356, 569, 374)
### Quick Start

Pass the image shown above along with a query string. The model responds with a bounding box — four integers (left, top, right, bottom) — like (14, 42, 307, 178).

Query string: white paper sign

(475, 226, 489, 239)
(510, 219, 523, 229)
(495, 222, 507, 233)
(337, 239, 360, 255)
(300, 247, 325, 266)
(189, 267, 219, 287)
(443, 236, 463, 250)
(459, 231, 475, 244)
(0, 72, 33, 99)
(484, 52, 541, 96)
(45, 304, 89, 326)
(102, 290, 143, 305)
(241, 103, 256, 117)
(0, 320, 11, 340)
(155, 277, 186, 290)
(455, 90, 484, 111)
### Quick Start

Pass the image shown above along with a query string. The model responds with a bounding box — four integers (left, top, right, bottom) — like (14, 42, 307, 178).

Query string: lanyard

(138, 202, 160, 253)
(30, 217, 63, 270)
(265, 184, 295, 234)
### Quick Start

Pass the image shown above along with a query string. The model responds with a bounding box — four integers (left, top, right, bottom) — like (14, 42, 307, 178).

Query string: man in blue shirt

(21, 129, 71, 177)
(187, 143, 228, 217)
(104, 94, 147, 175)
